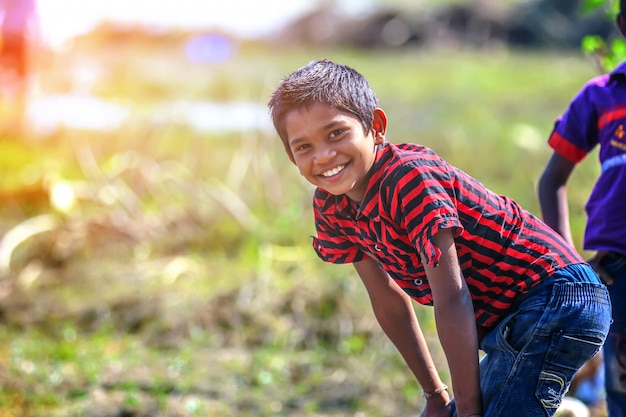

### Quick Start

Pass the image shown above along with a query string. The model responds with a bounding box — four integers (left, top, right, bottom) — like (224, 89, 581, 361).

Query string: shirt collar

(318, 143, 393, 220)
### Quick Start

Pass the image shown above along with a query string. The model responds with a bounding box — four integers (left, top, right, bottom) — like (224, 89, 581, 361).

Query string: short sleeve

(384, 158, 463, 267)
(414, 205, 462, 267)
(549, 77, 605, 162)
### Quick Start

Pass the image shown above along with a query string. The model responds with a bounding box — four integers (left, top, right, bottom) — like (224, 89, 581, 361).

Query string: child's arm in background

(421, 229, 482, 417)
(353, 259, 452, 417)
(538, 152, 614, 283)
(538, 151, 576, 247)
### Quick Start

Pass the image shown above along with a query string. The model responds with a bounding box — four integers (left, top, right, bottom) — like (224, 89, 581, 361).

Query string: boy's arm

(537, 151, 576, 246)
(538, 151, 614, 283)
(421, 228, 482, 417)
(353, 259, 452, 415)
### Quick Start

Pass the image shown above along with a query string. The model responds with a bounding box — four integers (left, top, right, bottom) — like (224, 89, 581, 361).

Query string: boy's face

(283, 101, 386, 202)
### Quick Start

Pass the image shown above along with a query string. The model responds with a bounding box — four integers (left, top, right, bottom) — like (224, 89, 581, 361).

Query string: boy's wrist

(422, 384, 448, 399)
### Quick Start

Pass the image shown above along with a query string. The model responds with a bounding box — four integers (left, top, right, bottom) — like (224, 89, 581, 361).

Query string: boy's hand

(419, 402, 453, 417)
(419, 396, 453, 417)
(587, 251, 615, 285)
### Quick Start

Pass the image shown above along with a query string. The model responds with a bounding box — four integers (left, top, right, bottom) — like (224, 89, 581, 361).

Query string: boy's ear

(372, 108, 387, 144)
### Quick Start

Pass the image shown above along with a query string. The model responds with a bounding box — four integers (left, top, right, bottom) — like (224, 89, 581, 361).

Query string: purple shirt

(548, 62, 626, 255)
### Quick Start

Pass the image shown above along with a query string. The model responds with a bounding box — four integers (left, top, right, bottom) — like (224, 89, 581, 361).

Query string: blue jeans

(602, 252, 626, 417)
(472, 264, 611, 417)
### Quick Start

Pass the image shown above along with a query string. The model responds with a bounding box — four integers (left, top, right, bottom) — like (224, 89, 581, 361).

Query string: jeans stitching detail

(538, 370, 565, 410)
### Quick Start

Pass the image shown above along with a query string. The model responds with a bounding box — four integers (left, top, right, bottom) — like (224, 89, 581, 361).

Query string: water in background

(26, 94, 273, 134)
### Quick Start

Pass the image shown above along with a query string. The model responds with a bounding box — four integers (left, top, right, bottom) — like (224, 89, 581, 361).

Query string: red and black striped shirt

(312, 142, 583, 330)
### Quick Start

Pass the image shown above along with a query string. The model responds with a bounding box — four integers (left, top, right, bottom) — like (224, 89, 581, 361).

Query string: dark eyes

(293, 129, 346, 152)
(329, 129, 345, 138)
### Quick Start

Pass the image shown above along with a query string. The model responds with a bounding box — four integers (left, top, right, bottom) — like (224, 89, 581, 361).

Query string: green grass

(0, 34, 605, 416)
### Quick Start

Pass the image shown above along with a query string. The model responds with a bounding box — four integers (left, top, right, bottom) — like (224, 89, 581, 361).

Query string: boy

(538, 3, 626, 416)
(268, 59, 611, 417)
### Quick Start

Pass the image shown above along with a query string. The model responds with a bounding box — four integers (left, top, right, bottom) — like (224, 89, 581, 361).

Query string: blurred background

(0, 0, 613, 416)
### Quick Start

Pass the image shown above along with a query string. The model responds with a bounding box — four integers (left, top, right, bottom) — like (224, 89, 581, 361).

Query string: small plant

(581, 0, 626, 72)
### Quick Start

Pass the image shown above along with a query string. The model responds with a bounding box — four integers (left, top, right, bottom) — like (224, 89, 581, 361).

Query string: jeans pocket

(497, 301, 546, 354)
(536, 333, 604, 414)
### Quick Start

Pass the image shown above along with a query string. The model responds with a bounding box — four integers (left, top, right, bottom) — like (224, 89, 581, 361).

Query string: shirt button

(374, 244, 381, 251)
(413, 279, 422, 286)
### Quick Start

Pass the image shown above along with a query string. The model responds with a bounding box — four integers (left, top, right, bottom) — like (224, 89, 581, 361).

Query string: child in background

(268, 59, 611, 417)
(0, 0, 38, 85)
(538, 3, 626, 416)
(0, 0, 39, 129)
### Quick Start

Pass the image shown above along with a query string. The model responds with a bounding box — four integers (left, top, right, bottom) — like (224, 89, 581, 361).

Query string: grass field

(0, 31, 604, 416)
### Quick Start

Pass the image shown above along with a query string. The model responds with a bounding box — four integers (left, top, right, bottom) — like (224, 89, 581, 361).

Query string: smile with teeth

(321, 165, 345, 177)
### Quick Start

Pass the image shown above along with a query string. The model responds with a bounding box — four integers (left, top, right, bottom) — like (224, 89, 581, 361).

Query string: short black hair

(268, 59, 378, 162)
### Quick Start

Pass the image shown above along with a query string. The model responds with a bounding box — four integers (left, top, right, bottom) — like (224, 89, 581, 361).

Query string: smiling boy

(268, 59, 611, 417)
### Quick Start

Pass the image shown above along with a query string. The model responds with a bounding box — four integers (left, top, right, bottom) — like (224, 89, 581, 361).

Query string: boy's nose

(314, 146, 337, 164)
